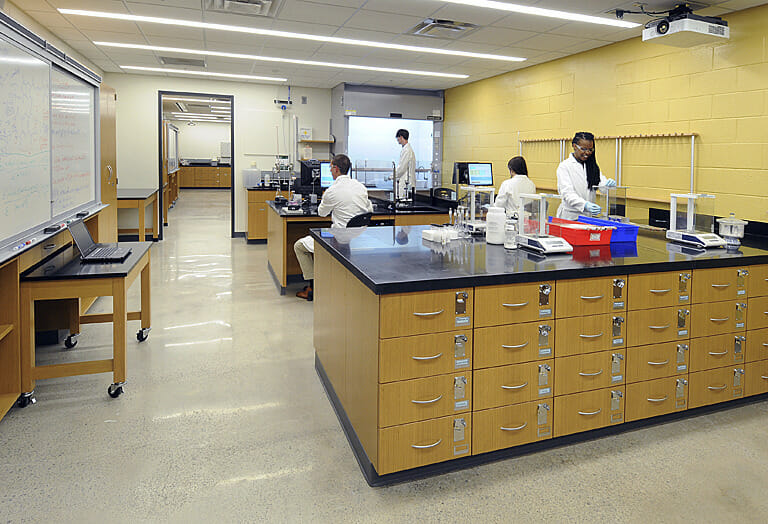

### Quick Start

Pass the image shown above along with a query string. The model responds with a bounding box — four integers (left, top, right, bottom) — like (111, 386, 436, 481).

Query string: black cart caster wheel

(17, 392, 36, 408)
(64, 334, 78, 349)
(108, 384, 124, 398)
(136, 328, 150, 342)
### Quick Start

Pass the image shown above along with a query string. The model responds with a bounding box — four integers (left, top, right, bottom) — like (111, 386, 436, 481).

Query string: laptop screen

(68, 219, 96, 256)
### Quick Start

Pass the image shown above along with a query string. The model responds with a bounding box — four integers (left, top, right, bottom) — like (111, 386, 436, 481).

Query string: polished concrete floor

(1, 189, 768, 522)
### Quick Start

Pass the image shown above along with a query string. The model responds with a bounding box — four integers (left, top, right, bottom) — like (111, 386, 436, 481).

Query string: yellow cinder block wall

(444, 5, 768, 223)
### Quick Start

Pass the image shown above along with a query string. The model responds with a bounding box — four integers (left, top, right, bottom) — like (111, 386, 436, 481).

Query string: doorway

(157, 90, 235, 240)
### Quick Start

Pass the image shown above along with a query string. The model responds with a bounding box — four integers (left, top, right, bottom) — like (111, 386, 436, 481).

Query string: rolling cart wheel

(136, 328, 150, 342)
(64, 334, 79, 349)
(108, 384, 124, 398)
(17, 392, 36, 408)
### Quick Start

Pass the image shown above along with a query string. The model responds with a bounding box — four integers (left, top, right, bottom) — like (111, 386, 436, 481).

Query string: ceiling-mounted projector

(634, 3, 728, 47)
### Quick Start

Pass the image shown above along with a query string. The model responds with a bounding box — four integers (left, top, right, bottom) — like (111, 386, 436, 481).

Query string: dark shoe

(297, 286, 313, 300)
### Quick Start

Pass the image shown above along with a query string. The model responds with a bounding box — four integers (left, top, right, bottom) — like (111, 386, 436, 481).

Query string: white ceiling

(12, 0, 768, 90)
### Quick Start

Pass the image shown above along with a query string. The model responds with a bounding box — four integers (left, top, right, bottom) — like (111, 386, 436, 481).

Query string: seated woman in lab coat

(556, 131, 617, 220)
(493, 156, 536, 218)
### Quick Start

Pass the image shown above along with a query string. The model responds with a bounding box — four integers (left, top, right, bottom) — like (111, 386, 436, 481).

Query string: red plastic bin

(547, 217, 614, 246)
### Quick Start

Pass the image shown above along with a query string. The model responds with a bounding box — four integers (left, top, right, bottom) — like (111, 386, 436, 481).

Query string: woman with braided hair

(556, 131, 617, 220)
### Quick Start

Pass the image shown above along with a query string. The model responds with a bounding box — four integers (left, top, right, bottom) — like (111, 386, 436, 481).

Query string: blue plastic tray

(577, 216, 639, 243)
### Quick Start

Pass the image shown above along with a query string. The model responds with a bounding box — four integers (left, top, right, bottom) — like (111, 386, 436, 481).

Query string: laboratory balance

(516, 193, 573, 254)
(666, 193, 726, 248)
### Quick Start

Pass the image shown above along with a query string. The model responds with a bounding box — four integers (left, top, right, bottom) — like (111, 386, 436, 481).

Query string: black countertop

(22, 242, 152, 281)
(266, 200, 448, 218)
(310, 225, 768, 295)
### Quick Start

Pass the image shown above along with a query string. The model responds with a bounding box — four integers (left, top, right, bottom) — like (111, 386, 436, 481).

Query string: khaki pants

(293, 236, 314, 281)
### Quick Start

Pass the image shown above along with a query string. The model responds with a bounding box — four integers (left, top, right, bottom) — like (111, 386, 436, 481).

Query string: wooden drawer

(689, 334, 746, 372)
(554, 350, 626, 396)
(555, 276, 627, 318)
(626, 307, 691, 346)
(688, 367, 745, 408)
(626, 342, 690, 383)
(474, 281, 555, 327)
(380, 288, 473, 338)
(745, 360, 768, 396)
(553, 387, 625, 437)
(692, 267, 749, 303)
(18, 230, 71, 272)
(473, 360, 554, 410)
(377, 414, 471, 475)
(747, 296, 768, 330)
(691, 301, 747, 337)
(627, 271, 692, 310)
(472, 400, 553, 455)
(625, 377, 689, 422)
(379, 331, 472, 383)
(379, 373, 471, 427)
(745, 327, 768, 363)
(555, 313, 626, 357)
(750, 264, 768, 297)
(473, 320, 554, 369)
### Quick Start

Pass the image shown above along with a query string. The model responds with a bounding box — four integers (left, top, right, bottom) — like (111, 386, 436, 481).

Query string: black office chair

(347, 212, 372, 227)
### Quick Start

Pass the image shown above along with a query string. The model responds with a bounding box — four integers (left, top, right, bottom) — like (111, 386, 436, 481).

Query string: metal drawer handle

(708, 351, 728, 356)
(763, 343, 768, 347)
(580, 295, 604, 300)
(502, 301, 529, 308)
(649, 324, 670, 330)
(647, 360, 669, 366)
(411, 395, 443, 404)
(411, 353, 443, 361)
(579, 369, 603, 377)
(411, 439, 442, 449)
(709, 317, 729, 322)
(579, 332, 603, 339)
(501, 382, 528, 390)
(707, 385, 727, 391)
(649, 289, 671, 294)
(711, 283, 730, 288)
(578, 409, 602, 416)
(502, 342, 529, 350)
(761, 376, 768, 380)
(647, 395, 668, 403)
(412, 309, 444, 317)
(43, 243, 57, 250)
(500, 422, 528, 432)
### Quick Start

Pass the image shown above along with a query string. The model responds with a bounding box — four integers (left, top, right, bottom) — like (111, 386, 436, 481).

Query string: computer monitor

(467, 162, 493, 186)
(319, 161, 333, 188)
(452, 162, 469, 185)
(299, 159, 319, 187)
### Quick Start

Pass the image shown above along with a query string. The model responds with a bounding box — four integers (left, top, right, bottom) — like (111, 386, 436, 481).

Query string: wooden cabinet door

(473, 321, 554, 369)
(746, 327, 768, 363)
(745, 360, 768, 397)
(555, 276, 627, 318)
(750, 264, 768, 298)
(626, 342, 689, 382)
(627, 271, 691, 310)
(474, 281, 555, 327)
(98, 84, 118, 242)
(377, 414, 470, 475)
(688, 367, 745, 408)
(553, 387, 625, 437)
(378, 373, 471, 427)
(472, 400, 552, 455)
(379, 331, 472, 383)
(747, 296, 768, 330)
(554, 350, 626, 396)
(689, 333, 745, 372)
(473, 360, 553, 410)
(691, 301, 747, 337)
(626, 307, 690, 346)
(555, 313, 626, 357)
(625, 377, 688, 422)
(380, 288, 473, 338)
(692, 267, 749, 303)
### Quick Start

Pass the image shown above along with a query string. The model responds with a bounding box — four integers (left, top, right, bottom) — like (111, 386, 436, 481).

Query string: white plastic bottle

(485, 207, 506, 244)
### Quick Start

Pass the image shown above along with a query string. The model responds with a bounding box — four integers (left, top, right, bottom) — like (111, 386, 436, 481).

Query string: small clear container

(717, 213, 747, 248)
(504, 219, 517, 250)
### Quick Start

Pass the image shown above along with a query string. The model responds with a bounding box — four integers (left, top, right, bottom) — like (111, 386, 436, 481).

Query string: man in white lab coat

(394, 128, 416, 200)
(493, 156, 536, 217)
(556, 131, 617, 220)
(294, 154, 373, 301)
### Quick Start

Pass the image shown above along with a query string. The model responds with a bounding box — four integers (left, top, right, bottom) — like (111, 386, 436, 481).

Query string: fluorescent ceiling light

(437, 1, 640, 28)
(163, 96, 230, 104)
(121, 65, 287, 82)
(60, 9, 525, 62)
(97, 42, 470, 79)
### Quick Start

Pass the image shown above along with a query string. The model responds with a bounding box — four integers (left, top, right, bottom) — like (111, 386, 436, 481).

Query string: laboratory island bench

(309, 225, 768, 485)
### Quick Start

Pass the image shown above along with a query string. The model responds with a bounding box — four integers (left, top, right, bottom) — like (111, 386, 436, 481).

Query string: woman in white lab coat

(493, 156, 536, 217)
(556, 131, 616, 220)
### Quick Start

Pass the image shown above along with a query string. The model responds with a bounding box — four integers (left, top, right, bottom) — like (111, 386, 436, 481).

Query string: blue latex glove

(604, 178, 617, 187)
(584, 202, 601, 214)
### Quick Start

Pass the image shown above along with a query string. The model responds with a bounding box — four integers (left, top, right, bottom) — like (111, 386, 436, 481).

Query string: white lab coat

(493, 175, 536, 217)
(556, 154, 608, 220)
(395, 142, 416, 199)
(297, 174, 373, 253)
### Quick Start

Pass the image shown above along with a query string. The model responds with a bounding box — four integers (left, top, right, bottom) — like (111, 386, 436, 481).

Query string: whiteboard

(50, 67, 96, 217)
(0, 34, 51, 242)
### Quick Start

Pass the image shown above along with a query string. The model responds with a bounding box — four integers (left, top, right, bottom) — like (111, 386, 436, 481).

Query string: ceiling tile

(258, 45, 323, 59)
(199, 10, 275, 27)
(14, 0, 53, 10)
(429, 4, 519, 26)
(277, 0, 358, 25)
(330, 27, 399, 41)
(59, 15, 139, 33)
(386, 34, 453, 49)
(514, 33, 590, 52)
(268, 19, 338, 36)
(343, 10, 425, 33)
(47, 0, 129, 11)
(203, 30, 267, 46)
(127, 0, 196, 8)
(363, 0, 441, 17)
(492, 15, 565, 33)
(459, 26, 539, 46)
(303, 0, 367, 7)
(546, 22, 641, 40)
(24, 9, 76, 29)
(123, 3, 204, 21)
(45, 27, 90, 43)
(136, 22, 204, 39)
(84, 30, 148, 44)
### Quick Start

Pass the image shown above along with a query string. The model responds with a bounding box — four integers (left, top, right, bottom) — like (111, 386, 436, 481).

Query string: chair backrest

(346, 212, 372, 228)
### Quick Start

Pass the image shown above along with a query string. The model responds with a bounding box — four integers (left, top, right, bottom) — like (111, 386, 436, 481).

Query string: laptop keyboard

(90, 247, 122, 258)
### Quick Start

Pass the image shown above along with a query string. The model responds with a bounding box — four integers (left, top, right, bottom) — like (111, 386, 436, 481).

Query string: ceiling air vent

(204, 0, 280, 17)
(407, 18, 479, 39)
(159, 56, 207, 68)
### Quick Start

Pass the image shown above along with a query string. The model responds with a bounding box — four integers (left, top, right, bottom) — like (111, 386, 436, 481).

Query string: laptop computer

(68, 219, 132, 263)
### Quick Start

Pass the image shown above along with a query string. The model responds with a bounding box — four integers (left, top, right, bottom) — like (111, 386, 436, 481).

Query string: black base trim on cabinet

(316, 352, 768, 487)
(117, 235, 159, 242)
(247, 239, 266, 244)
